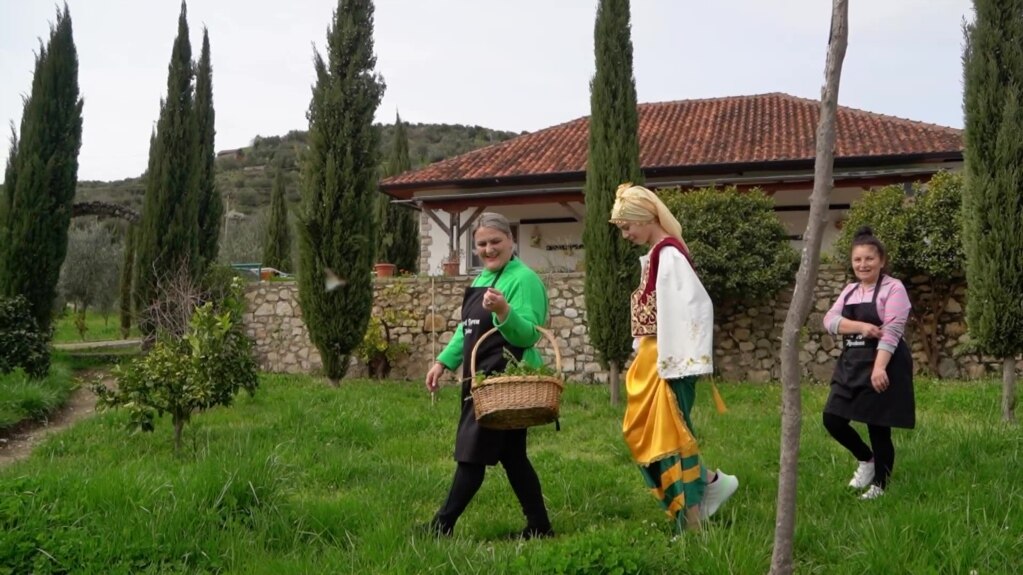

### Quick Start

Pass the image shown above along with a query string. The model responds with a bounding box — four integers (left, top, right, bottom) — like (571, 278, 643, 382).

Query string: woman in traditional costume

(609, 183, 738, 532)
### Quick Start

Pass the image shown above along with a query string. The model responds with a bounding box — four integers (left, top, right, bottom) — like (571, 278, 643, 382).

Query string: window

(467, 223, 519, 270)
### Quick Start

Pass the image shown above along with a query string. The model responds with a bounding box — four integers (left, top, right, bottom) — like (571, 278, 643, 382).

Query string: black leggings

(434, 449, 549, 533)
(822, 412, 894, 489)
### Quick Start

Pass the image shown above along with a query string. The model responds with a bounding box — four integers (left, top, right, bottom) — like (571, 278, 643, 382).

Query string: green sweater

(437, 258, 548, 372)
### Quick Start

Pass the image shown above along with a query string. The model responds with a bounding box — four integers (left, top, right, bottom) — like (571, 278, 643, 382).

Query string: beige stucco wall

(414, 162, 964, 275)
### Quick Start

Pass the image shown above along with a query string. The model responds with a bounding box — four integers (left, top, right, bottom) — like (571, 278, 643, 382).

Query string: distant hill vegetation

(72, 122, 522, 214)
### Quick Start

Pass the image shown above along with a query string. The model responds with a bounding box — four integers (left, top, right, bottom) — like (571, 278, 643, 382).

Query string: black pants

(434, 449, 550, 534)
(822, 412, 894, 489)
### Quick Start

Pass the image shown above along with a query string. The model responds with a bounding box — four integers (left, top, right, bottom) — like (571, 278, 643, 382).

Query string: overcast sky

(1, 0, 972, 182)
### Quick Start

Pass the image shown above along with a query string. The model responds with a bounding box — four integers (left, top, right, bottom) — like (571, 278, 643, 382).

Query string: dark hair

(850, 225, 888, 267)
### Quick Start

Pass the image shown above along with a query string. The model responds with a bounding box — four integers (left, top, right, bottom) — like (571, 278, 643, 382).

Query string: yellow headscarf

(609, 183, 690, 252)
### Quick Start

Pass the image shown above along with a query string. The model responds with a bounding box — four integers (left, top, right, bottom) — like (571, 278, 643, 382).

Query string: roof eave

(380, 150, 963, 197)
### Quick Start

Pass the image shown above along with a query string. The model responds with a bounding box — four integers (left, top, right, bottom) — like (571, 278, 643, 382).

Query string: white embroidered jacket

(631, 239, 714, 379)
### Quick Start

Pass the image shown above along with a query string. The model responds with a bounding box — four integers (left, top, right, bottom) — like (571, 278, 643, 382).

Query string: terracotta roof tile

(381, 93, 962, 190)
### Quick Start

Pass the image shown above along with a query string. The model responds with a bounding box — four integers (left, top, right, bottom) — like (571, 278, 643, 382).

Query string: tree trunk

(1003, 356, 1017, 423)
(922, 286, 949, 377)
(770, 2, 848, 574)
(905, 290, 931, 375)
(173, 416, 184, 454)
(609, 360, 621, 406)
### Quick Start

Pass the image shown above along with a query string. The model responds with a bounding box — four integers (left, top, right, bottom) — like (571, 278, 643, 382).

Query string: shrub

(659, 186, 798, 302)
(0, 295, 51, 378)
(94, 278, 258, 452)
(832, 184, 912, 267)
(834, 172, 966, 376)
(353, 282, 415, 379)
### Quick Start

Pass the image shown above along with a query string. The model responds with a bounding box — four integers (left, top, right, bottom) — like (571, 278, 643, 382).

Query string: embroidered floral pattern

(631, 260, 657, 336)
(658, 352, 713, 374)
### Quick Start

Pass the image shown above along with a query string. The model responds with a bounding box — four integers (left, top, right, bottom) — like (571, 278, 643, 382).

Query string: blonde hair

(609, 183, 685, 244)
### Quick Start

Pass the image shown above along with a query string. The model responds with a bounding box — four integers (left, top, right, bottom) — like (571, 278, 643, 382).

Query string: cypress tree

(133, 1, 200, 328)
(0, 4, 83, 334)
(119, 224, 136, 338)
(195, 28, 222, 272)
(381, 112, 419, 272)
(298, 0, 385, 383)
(0, 130, 17, 266)
(962, 0, 1023, 422)
(582, 0, 643, 404)
(262, 163, 292, 273)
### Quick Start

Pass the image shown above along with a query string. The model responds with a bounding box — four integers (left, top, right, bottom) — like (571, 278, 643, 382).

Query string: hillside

(72, 122, 522, 214)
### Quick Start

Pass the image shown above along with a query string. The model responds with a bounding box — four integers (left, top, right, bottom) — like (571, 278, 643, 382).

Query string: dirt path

(0, 375, 105, 468)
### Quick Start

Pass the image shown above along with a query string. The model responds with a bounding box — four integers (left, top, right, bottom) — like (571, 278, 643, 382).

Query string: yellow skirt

(623, 336, 707, 524)
(623, 337, 700, 465)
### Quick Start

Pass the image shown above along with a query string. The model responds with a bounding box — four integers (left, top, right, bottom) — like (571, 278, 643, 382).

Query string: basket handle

(469, 325, 562, 383)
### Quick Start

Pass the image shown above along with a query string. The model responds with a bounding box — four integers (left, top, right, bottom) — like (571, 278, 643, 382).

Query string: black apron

(453, 265, 527, 465)
(824, 276, 915, 429)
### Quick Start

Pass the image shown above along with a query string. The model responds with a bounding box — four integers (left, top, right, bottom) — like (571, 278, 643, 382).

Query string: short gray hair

(472, 212, 514, 238)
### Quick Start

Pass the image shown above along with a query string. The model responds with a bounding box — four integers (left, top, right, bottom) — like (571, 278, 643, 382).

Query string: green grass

(51, 310, 139, 344)
(0, 363, 76, 432)
(1, 377, 1020, 574)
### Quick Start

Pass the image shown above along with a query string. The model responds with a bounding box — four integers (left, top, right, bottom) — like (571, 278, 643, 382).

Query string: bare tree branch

(138, 260, 207, 344)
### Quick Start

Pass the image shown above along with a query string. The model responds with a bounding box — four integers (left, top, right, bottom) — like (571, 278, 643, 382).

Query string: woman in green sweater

(423, 212, 553, 539)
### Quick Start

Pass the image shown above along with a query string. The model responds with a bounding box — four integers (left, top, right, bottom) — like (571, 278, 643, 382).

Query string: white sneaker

(848, 460, 875, 489)
(700, 470, 739, 520)
(860, 485, 885, 500)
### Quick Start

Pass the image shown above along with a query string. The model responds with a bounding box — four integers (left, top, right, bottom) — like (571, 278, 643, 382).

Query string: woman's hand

(859, 322, 883, 339)
(425, 362, 445, 393)
(482, 288, 510, 321)
(870, 366, 889, 393)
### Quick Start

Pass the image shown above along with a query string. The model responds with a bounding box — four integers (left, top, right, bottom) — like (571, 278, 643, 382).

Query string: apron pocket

(839, 352, 876, 391)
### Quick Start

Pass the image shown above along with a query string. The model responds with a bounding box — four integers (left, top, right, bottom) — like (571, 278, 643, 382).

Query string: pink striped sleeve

(878, 277, 911, 351)
(824, 283, 857, 334)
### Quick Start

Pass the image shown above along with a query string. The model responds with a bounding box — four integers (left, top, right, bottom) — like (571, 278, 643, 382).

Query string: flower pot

(374, 262, 397, 277)
(442, 261, 460, 276)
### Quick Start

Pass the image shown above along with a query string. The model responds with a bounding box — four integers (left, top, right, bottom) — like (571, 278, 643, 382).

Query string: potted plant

(354, 316, 408, 378)
(375, 262, 397, 277)
(375, 230, 398, 277)
(442, 250, 461, 276)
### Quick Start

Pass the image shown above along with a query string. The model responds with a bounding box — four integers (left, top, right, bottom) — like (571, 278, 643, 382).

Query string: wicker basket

(469, 325, 564, 430)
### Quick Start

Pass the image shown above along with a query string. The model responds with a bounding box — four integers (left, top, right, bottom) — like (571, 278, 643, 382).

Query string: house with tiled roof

(379, 93, 963, 275)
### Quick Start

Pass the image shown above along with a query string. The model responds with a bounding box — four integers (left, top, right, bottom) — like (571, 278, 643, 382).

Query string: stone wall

(244, 283, 322, 372)
(243, 266, 1020, 382)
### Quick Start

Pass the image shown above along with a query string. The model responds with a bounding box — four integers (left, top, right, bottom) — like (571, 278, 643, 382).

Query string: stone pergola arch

(71, 201, 140, 223)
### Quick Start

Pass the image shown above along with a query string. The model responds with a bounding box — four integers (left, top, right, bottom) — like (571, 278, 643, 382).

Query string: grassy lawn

(1, 376, 1020, 574)
(51, 310, 139, 344)
(0, 350, 138, 434)
(0, 364, 76, 433)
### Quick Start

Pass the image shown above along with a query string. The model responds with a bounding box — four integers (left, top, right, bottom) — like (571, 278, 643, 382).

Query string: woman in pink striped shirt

(822, 226, 915, 500)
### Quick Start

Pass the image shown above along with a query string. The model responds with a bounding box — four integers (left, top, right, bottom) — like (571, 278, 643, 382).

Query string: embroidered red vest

(631, 238, 694, 337)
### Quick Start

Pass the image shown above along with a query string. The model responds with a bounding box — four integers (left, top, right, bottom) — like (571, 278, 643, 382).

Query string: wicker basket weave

(469, 325, 564, 430)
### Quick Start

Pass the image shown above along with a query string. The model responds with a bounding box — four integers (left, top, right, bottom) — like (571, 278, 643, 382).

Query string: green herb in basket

(474, 348, 558, 384)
